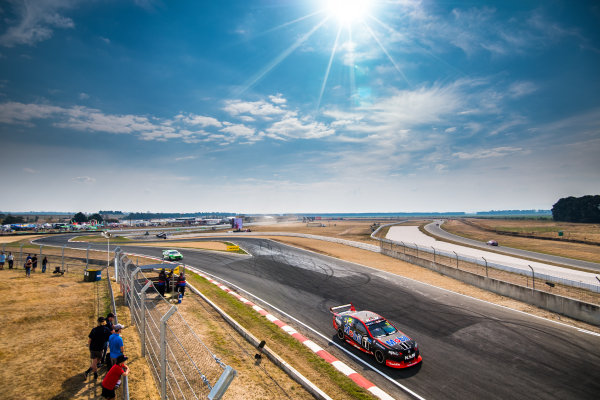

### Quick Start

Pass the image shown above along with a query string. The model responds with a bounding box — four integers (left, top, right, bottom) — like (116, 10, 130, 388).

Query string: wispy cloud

(72, 176, 95, 184)
(0, 0, 77, 47)
(453, 146, 524, 160)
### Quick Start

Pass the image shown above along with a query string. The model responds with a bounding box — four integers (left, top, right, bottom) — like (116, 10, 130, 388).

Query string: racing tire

(337, 328, 345, 341)
(374, 350, 386, 365)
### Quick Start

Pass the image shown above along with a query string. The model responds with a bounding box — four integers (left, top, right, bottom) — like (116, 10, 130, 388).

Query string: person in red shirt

(101, 355, 130, 399)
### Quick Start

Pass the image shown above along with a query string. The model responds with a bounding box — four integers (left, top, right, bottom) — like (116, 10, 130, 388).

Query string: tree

(88, 213, 104, 223)
(72, 212, 88, 223)
(2, 215, 24, 224)
(552, 195, 600, 223)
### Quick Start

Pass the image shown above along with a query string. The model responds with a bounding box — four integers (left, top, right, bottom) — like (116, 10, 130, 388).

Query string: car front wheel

(337, 328, 345, 341)
(374, 350, 386, 365)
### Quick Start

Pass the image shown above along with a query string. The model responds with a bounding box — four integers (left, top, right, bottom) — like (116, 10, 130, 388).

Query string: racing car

(331, 303, 422, 368)
(162, 249, 183, 261)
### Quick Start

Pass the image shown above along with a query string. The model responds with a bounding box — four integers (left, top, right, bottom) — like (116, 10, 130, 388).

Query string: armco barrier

(380, 247, 600, 326)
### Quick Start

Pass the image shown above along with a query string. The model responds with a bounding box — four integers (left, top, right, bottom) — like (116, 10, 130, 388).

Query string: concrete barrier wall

(381, 248, 600, 326)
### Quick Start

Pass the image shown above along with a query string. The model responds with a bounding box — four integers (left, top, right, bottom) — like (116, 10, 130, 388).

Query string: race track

(37, 234, 600, 400)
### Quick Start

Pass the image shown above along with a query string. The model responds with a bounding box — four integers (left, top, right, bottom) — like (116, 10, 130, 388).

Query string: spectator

(108, 324, 125, 366)
(176, 273, 187, 298)
(101, 355, 130, 400)
(8, 252, 14, 269)
(157, 269, 166, 297)
(26, 253, 32, 262)
(42, 256, 48, 273)
(101, 313, 116, 365)
(85, 317, 109, 380)
(24, 258, 32, 277)
(31, 254, 38, 273)
(0, 251, 5, 270)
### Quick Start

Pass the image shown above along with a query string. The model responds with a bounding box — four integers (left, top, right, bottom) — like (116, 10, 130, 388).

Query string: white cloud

(220, 124, 255, 138)
(0, 0, 77, 47)
(78, 92, 90, 100)
(223, 99, 287, 118)
(453, 146, 523, 160)
(174, 155, 197, 161)
(23, 168, 37, 174)
(176, 113, 222, 128)
(445, 127, 457, 133)
(269, 94, 287, 104)
(266, 116, 335, 140)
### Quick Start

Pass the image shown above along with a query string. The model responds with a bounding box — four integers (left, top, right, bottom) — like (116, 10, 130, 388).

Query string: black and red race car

(331, 303, 422, 368)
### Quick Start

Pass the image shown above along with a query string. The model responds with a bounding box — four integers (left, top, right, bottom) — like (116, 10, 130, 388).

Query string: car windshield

(167, 251, 178, 254)
(367, 320, 397, 337)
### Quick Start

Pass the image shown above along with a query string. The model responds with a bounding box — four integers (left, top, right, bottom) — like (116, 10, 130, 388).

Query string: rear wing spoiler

(329, 303, 356, 315)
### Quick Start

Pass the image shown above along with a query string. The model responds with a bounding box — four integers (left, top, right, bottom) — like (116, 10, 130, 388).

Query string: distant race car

(486, 240, 499, 246)
(331, 303, 422, 368)
(162, 249, 183, 261)
(156, 232, 167, 239)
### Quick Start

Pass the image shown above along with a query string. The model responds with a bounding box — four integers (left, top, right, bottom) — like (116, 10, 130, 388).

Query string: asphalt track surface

(425, 221, 600, 273)
(39, 234, 600, 400)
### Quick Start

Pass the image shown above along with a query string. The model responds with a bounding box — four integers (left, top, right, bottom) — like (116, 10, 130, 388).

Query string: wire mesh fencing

(114, 250, 236, 400)
(377, 238, 600, 305)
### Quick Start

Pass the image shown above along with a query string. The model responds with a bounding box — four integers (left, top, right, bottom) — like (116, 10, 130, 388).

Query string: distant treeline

(475, 210, 551, 216)
(124, 212, 234, 220)
(552, 195, 600, 223)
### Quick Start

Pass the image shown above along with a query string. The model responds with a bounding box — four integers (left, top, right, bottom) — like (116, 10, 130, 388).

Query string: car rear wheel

(337, 328, 345, 341)
(374, 350, 386, 365)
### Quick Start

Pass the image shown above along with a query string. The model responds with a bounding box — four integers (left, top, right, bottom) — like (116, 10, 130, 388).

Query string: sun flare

(326, 0, 373, 24)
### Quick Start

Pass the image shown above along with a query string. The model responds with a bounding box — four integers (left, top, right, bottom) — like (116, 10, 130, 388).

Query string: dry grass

(0, 265, 103, 399)
(443, 219, 600, 263)
(0, 234, 45, 243)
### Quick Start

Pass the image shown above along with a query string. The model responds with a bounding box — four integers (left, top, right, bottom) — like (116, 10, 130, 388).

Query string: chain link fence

(376, 235, 600, 305)
(114, 250, 236, 400)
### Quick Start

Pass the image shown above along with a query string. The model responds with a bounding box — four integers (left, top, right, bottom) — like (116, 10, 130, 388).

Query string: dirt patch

(260, 236, 600, 334)
(0, 234, 45, 243)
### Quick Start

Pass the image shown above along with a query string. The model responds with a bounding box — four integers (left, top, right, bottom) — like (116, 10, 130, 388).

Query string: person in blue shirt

(108, 324, 125, 367)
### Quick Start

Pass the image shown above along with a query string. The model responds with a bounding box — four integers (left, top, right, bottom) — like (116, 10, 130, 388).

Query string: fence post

(160, 306, 178, 400)
(114, 247, 122, 282)
(61, 245, 65, 271)
(86, 244, 91, 268)
(140, 280, 152, 357)
(528, 265, 535, 290)
(130, 267, 141, 321)
(2, 243, 5, 252)
(482, 257, 488, 277)
(400, 241, 406, 254)
(19, 244, 24, 268)
(453, 251, 459, 269)
(431, 247, 435, 263)
(414, 243, 419, 258)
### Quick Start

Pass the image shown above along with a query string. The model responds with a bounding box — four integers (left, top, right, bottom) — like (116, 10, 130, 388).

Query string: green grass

(187, 272, 376, 400)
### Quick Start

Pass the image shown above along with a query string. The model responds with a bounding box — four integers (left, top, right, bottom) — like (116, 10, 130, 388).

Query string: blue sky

(0, 0, 599, 213)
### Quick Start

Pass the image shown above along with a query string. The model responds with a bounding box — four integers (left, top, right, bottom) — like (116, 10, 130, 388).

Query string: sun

(326, 0, 373, 25)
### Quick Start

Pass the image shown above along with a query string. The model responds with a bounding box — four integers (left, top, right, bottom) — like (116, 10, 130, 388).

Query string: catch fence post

(114, 247, 122, 282)
(400, 241, 406, 254)
(62, 245, 65, 271)
(482, 257, 488, 277)
(414, 243, 419, 258)
(160, 306, 178, 400)
(453, 251, 459, 269)
(19, 244, 24, 268)
(432, 247, 436, 263)
(2, 243, 5, 252)
(130, 267, 141, 323)
(140, 280, 152, 357)
(528, 265, 535, 290)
